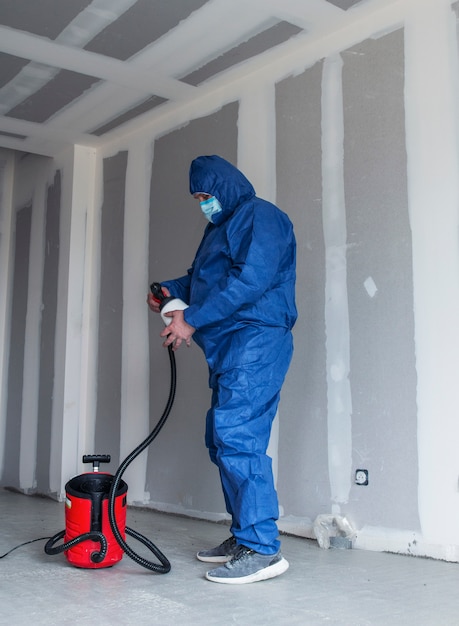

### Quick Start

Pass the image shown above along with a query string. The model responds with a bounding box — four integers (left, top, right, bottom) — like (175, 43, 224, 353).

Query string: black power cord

(1, 537, 51, 559)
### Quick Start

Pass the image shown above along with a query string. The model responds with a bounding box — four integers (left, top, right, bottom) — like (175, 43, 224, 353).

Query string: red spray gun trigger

(150, 282, 167, 304)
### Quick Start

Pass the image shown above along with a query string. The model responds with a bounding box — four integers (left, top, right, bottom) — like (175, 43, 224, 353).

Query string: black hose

(44, 311, 176, 572)
(107, 344, 177, 573)
(45, 344, 176, 572)
(44, 529, 108, 563)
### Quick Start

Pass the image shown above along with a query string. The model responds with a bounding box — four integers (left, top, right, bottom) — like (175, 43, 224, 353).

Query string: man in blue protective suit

(147, 155, 297, 584)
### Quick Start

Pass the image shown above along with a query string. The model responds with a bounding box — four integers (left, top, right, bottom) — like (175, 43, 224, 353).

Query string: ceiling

(0, 0, 364, 158)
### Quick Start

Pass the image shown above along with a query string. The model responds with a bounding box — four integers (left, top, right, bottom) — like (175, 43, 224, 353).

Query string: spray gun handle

(150, 282, 177, 311)
(150, 282, 167, 304)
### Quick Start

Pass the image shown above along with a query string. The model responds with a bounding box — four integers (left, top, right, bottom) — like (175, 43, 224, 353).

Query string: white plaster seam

(237, 82, 276, 202)
(49, 146, 95, 496)
(19, 171, 47, 490)
(0, 153, 15, 478)
(77, 148, 99, 472)
(321, 53, 352, 508)
(120, 140, 152, 503)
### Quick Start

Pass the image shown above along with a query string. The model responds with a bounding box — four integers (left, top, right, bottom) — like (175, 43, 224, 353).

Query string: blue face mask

(200, 196, 222, 223)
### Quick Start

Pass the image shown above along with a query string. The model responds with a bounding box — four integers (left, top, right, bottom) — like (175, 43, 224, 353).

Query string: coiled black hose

(44, 529, 108, 563)
(45, 343, 176, 573)
(107, 343, 176, 573)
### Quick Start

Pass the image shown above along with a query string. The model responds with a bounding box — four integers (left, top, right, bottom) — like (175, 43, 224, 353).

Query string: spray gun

(150, 282, 189, 326)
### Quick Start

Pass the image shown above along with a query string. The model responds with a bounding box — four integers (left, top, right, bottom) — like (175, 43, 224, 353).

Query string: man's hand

(160, 309, 195, 351)
(146, 286, 170, 313)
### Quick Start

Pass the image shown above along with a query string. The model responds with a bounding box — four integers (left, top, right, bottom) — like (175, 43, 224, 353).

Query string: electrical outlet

(355, 469, 369, 486)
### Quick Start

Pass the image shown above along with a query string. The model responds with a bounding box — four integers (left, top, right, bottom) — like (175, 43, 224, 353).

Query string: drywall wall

(342, 30, 419, 530)
(2, 153, 64, 493)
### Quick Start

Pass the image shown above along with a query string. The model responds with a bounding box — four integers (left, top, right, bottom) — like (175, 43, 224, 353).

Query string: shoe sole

(205, 556, 289, 584)
(196, 552, 232, 563)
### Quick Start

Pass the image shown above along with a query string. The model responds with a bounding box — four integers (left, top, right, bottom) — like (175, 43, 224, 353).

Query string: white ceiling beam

(0, 134, 57, 157)
(0, 113, 101, 158)
(0, 26, 194, 99)
(0, 115, 99, 145)
(0, 0, 140, 113)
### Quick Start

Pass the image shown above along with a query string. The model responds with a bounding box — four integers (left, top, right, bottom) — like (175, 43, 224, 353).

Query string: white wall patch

(364, 276, 378, 298)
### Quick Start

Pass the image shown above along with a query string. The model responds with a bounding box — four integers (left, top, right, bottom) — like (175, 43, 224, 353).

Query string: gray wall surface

(342, 31, 419, 530)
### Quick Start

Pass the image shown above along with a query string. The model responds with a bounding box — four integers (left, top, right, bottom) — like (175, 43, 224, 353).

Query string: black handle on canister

(82, 455, 111, 472)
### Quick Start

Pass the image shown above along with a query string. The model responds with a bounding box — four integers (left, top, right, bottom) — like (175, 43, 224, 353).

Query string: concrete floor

(2, 488, 459, 625)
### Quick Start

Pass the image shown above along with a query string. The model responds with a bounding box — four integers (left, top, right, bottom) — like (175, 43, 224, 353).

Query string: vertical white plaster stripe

(237, 82, 276, 203)
(77, 151, 100, 470)
(237, 84, 280, 485)
(404, 0, 459, 544)
(120, 140, 152, 503)
(0, 152, 15, 477)
(50, 146, 96, 497)
(322, 54, 352, 507)
(19, 169, 47, 489)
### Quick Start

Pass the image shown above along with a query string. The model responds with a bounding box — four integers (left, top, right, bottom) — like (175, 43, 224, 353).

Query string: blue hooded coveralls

(162, 155, 297, 555)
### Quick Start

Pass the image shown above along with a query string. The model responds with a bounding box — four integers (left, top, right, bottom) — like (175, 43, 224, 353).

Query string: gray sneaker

(205, 545, 289, 584)
(196, 536, 238, 563)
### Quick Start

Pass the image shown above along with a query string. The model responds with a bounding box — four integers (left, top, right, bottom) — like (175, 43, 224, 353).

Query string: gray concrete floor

(2, 488, 459, 625)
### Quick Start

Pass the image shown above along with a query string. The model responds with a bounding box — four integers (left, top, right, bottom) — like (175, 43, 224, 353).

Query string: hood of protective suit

(189, 155, 255, 225)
